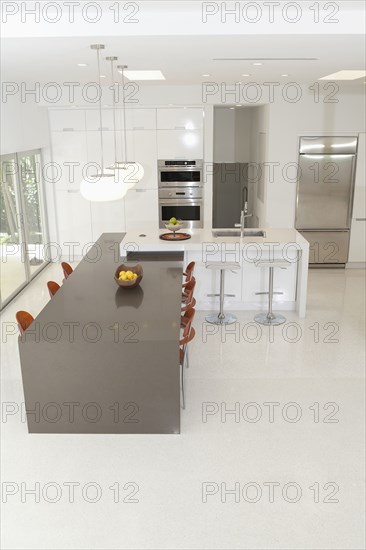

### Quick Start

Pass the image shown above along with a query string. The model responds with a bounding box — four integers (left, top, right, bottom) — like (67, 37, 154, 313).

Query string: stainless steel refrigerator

(296, 136, 358, 267)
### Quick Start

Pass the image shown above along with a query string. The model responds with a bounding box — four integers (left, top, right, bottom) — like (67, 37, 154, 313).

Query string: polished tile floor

(1, 264, 365, 550)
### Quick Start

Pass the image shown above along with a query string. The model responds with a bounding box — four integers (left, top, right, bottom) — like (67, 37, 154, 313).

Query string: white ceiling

(1, 34, 365, 87)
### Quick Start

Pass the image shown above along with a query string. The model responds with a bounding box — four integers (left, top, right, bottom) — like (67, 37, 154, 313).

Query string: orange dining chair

(61, 262, 73, 280)
(181, 306, 196, 336)
(47, 281, 61, 299)
(183, 261, 195, 285)
(182, 277, 196, 302)
(179, 326, 196, 409)
(16, 311, 34, 335)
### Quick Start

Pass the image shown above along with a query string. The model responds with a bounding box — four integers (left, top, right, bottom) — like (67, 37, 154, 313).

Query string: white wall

(0, 95, 57, 242)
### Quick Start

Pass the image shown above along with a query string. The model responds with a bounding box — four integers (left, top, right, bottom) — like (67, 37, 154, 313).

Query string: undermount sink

(212, 229, 266, 238)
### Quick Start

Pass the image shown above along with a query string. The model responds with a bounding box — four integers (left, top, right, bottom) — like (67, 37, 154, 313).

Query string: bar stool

(205, 261, 240, 325)
(254, 259, 290, 326)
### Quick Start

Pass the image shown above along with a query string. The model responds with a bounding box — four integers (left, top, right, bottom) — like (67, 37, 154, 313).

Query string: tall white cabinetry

(348, 133, 366, 264)
(49, 107, 204, 255)
(156, 108, 204, 159)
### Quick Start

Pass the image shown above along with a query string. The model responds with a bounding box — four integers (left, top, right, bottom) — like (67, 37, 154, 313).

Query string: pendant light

(80, 45, 126, 202)
(106, 63, 144, 186)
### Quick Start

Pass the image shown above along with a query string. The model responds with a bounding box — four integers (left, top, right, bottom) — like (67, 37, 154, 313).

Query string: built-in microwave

(158, 159, 203, 188)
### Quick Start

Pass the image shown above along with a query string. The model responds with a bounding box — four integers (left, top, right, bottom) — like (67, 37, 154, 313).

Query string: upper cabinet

(125, 109, 156, 130)
(157, 108, 203, 130)
(157, 130, 203, 159)
(49, 109, 86, 132)
(85, 108, 156, 131)
(85, 109, 121, 131)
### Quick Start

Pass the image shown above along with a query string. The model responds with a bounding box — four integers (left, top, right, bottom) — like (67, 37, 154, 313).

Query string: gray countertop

(19, 233, 183, 434)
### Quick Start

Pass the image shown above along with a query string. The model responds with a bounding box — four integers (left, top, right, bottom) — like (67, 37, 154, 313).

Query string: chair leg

(185, 344, 189, 368)
(180, 363, 185, 409)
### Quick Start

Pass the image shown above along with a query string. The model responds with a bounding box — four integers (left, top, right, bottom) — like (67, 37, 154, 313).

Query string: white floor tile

(0, 265, 365, 549)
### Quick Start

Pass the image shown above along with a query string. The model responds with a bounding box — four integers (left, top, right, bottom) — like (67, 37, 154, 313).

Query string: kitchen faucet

(235, 207, 252, 235)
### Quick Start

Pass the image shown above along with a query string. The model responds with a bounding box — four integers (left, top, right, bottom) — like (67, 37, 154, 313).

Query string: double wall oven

(158, 160, 204, 228)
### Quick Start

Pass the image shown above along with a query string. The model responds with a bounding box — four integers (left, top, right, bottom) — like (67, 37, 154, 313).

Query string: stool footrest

(255, 291, 284, 296)
(207, 293, 235, 298)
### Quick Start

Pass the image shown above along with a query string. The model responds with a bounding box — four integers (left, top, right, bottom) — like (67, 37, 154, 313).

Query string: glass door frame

(0, 148, 50, 309)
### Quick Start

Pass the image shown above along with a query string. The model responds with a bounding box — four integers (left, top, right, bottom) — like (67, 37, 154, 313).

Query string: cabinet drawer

(348, 218, 366, 262)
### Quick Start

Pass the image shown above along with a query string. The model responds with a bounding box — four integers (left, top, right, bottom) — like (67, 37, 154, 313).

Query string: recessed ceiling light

(319, 70, 366, 81)
(77, 63, 88, 67)
(229, 107, 235, 110)
(202, 74, 210, 77)
(241, 74, 250, 77)
(236, 104, 242, 107)
(122, 70, 165, 81)
(253, 62, 262, 66)
(281, 74, 289, 77)
(100, 75, 106, 78)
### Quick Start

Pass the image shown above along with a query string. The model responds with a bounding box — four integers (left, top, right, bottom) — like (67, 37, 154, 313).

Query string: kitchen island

(121, 227, 309, 317)
(19, 233, 183, 434)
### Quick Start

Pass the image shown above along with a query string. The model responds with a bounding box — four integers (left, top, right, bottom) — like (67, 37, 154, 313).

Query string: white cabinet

(125, 130, 157, 189)
(49, 109, 86, 132)
(124, 189, 158, 231)
(55, 189, 93, 256)
(85, 109, 121, 131)
(90, 201, 126, 242)
(157, 130, 203, 159)
(157, 108, 203, 130)
(348, 219, 366, 263)
(241, 261, 297, 304)
(185, 251, 242, 306)
(348, 133, 366, 264)
(125, 109, 156, 130)
(51, 131, 88, 190)
(86, 131, 124, 171)
(353, 133, 366, 219)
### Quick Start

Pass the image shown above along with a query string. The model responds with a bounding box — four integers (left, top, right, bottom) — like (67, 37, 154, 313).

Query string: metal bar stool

(205, 261, 240, 325)
(254, 259, 290, 326)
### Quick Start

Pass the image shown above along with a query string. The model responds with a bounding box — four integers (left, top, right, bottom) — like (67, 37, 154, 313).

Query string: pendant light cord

(96, 47, 104, 172)
(121, 66, 128, 163)
(110, 59, 118, 165)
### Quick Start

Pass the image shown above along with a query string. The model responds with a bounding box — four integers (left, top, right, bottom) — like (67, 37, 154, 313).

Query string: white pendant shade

(107, 162, 144, 188)
(80, 173, 127, 202)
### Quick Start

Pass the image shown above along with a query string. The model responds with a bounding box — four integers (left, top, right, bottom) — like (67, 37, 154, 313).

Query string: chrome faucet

(235, 208, 252, 235)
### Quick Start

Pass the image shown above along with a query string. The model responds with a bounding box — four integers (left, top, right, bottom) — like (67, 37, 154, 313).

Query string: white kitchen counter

(120, 226, 309, 317)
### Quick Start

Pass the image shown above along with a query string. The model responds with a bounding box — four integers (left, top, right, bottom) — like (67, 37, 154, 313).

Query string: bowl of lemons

(114, 264, 143, 288)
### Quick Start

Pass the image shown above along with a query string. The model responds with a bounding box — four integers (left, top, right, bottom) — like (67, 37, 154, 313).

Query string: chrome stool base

(205, 262, 240, 327)
(205, 312, 237, 325)
(254, 312, 286, 326)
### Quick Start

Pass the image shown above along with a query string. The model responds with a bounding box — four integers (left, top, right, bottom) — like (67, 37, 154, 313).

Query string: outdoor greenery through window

(0, 149, 49, 308)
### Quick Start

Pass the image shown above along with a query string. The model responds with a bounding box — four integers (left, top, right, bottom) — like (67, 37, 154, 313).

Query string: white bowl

(165, 222, 184, 232)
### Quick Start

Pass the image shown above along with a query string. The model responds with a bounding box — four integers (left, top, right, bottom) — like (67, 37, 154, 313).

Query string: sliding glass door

(18, 150, 49, 277)
(0, 149, 49, 308)
(0, 154, 28, 304)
